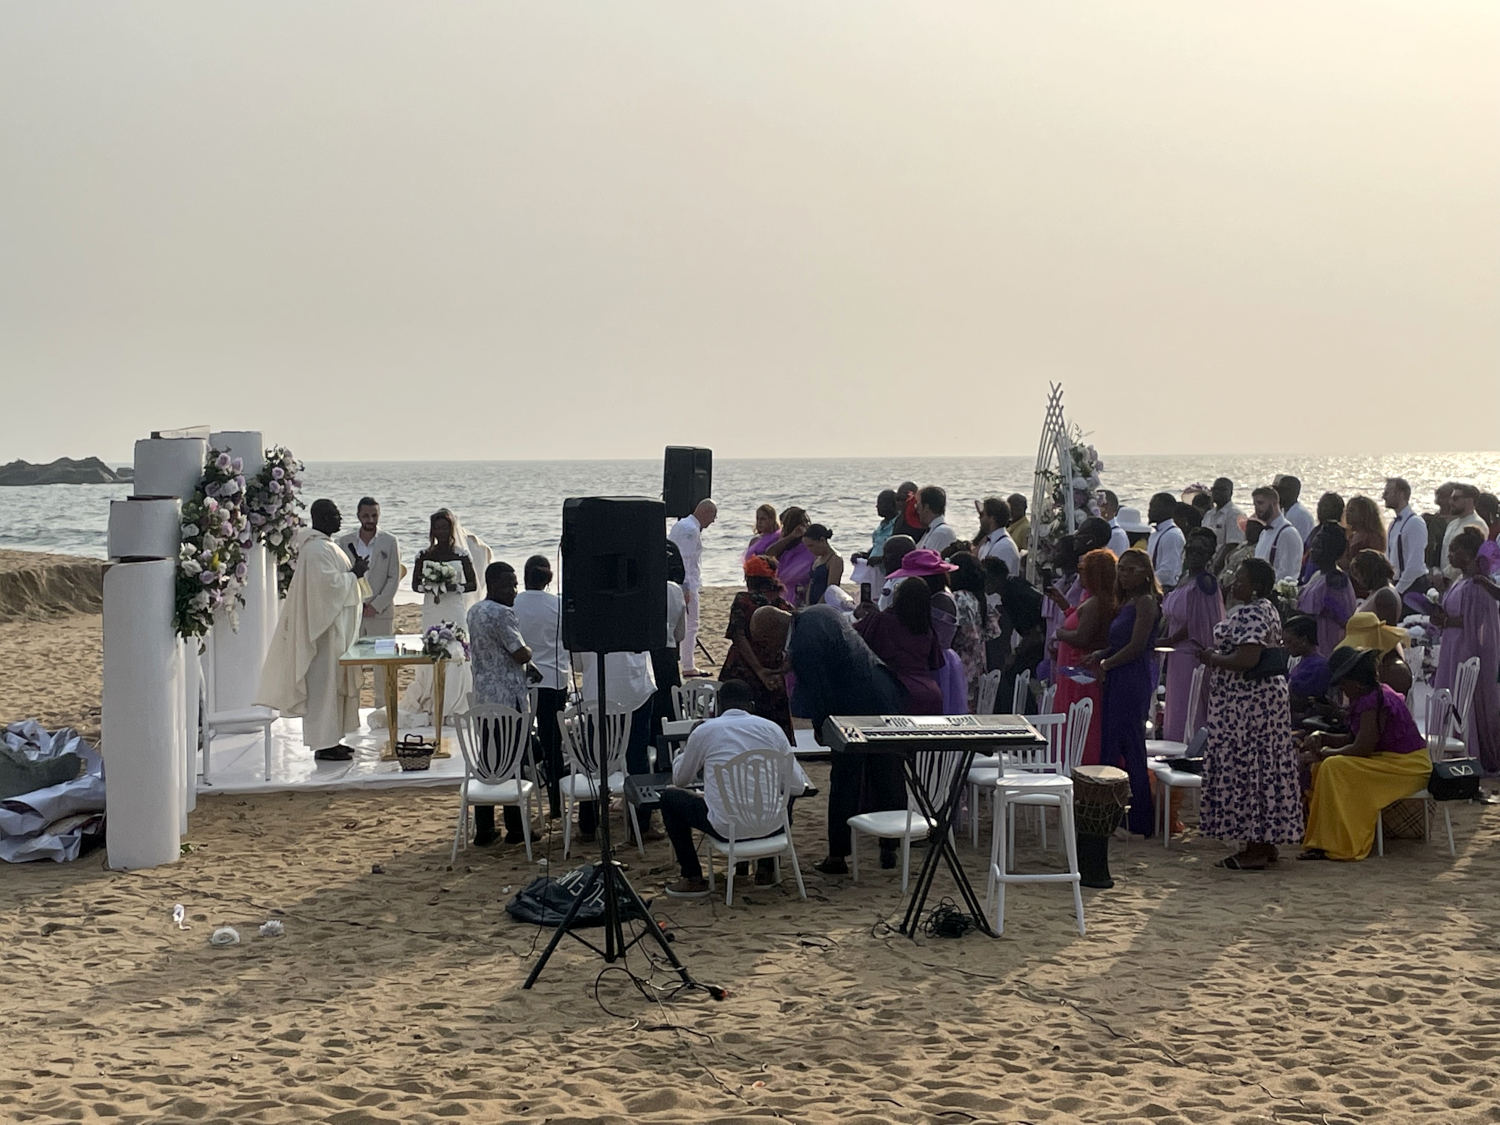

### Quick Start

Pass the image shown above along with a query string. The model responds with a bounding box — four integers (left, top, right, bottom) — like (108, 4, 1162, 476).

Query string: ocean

(4, 453, 1497, 600)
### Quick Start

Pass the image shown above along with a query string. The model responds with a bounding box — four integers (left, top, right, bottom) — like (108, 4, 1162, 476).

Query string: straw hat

(1341, 611, 1408, 655)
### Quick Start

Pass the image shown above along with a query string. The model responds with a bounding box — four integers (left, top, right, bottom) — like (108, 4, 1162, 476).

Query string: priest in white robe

(257, 499, 371, 761)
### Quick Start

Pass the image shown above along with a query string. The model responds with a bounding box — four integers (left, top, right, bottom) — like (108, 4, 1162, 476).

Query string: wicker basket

(395, 736, 433, 772)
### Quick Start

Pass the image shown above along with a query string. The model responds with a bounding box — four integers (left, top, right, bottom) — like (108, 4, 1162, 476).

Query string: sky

(2, 2, 1497, 464)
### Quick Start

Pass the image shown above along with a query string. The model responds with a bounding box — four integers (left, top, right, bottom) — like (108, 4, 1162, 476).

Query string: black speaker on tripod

(560, 496, 667, 654)
(663, 446, 712, 518)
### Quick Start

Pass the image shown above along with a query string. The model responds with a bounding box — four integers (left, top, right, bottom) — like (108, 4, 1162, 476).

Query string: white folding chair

(451, 703, 537, 862)
(977, 670, 1003, 717)
(672, 680, 721, 722)
(704, 749, 806, 906)
(1148, 665, 1207, 847)
(1374, 687, 1457, 858)
(557, 703, 635, 858)
(849, 750, 966, 892)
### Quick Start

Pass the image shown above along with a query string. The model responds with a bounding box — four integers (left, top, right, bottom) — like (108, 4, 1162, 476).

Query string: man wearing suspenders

(1251, 485, 1303, 583)
(1382, 477, 1428, 596)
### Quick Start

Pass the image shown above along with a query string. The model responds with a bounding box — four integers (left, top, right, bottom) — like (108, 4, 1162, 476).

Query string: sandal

(1214, 855, 1268, 871)
(1296, 849, 1329, 861)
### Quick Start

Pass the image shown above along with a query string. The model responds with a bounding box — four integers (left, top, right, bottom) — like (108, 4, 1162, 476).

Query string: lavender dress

(1100, 600, 1160, 836)
(1297, 569, 1358, 658)
(1161, 572, 1224, 742)
(777, 542, 816, 608)
(1435, 577, 1500, 773)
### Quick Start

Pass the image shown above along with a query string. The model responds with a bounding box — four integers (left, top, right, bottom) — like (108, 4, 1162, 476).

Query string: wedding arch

(1026, 383, 1103, 582)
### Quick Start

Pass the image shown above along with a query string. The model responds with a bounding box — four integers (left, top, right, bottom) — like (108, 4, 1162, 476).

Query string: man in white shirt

(660, 679, 809, 896)
(1382, 477, 1428, 596)
(1145, 493, 1185, 589)
(1252, 486, 1304, 583)
(667, 499, 716, 676)
(1441, 483, 1489, 581)
(915, 486, 959, 555)
(974, 496, 1021, 574)
(1202, 478, 1246, 551)
(1096, 490, 1131, 556)
(336, 497, 401, 704)
(1275, 475, 1315, 541)
(513, 555, 570, 817)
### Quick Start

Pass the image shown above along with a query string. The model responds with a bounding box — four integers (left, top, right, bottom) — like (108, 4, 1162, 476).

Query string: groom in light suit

(338, 497, 402, 700)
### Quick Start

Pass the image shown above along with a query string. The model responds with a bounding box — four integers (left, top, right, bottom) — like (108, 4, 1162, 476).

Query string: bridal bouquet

(419, 559, 463, 600)
(176, 449, 254, 640)
(421, 622, 469, 661)
(1272, 577, 1301, 621)
(244, 445, 305, 598)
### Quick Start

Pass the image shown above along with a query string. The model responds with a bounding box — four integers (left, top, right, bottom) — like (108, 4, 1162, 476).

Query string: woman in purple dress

(1430, 528, 1500, 774)
(854, 577, 945, 715)
(1297, 524, 1357, 658)
(1087, 549, 1161, 836)
(1159, 529, 1224, 742)
(764, 506, 816, 608)
(1197, 559, 1303, 869)
(743, 503, 781, 561)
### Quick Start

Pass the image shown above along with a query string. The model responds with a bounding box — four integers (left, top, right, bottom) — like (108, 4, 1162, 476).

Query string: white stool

(986, 773, 1085, 935)
(1149, 763, 1203, 848)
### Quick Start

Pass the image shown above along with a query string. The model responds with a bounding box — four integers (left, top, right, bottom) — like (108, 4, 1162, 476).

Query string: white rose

(182, 558, 203, 576)
(201, 534, 217, 552)
(182, 524, 200, 538)
(268, 532, 282, 546)
(192, 591, 210, 608)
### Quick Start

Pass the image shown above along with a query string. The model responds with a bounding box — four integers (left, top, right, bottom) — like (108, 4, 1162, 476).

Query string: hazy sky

(3, 2, 1497, 463)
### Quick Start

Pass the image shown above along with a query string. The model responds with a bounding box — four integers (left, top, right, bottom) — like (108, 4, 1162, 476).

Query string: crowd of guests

(313, 471, 1498, 883)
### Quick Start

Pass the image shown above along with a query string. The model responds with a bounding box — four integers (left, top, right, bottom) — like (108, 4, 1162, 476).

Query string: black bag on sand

(1428, 758, 1481, 802)
(504, 863, 651, 928)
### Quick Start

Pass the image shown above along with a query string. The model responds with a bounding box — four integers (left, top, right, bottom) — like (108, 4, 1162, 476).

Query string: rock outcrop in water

(0, 458, 130, 486)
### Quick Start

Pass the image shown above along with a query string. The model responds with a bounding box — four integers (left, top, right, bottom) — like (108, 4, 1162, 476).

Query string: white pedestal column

(133, 437, 208, 501)
(103, 559, 185, 870)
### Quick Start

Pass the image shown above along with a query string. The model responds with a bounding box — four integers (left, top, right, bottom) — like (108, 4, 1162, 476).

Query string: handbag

(1243, 646, 1289, 682)
(1428, 757, 1482, 802)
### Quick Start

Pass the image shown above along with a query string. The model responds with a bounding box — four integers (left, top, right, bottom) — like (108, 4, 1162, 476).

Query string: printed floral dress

(1199, 598, 1304, 844)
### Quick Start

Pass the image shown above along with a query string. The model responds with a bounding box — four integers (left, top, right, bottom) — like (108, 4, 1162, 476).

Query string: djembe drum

(1071, 764, 1130, 889)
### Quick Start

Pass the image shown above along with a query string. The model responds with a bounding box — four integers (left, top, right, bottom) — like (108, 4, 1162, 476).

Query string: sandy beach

(4, 550, 1500, 1123)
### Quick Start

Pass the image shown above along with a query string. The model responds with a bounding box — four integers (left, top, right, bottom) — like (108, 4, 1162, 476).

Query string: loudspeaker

(663, 446, 712, 518)
(561, 496, 668, 654)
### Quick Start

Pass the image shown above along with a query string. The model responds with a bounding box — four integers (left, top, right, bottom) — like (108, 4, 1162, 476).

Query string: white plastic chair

(977, 670, 1003, 717)
(672, 680, 721, 722)
(984, 724, 1087, 936)
(997, 698, 1093, 862)
(1010, 669, 1031, 715)
(201, 642, 277, 782)
(1430, 657, 1480, 760)
(1148, 664, 1207, 847)
(968, 697, 1091, 853)
(703, 749, 807, 906)
(451, 704, 537, 862)
(557, 703, 635, 858)
(1374, 687, 1457, 858)
(848, 750, 966, 892)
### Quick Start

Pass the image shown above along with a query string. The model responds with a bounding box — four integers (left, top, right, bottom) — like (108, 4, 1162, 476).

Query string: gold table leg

(432, 658, 452, 757)
(381, 662, 400, 762)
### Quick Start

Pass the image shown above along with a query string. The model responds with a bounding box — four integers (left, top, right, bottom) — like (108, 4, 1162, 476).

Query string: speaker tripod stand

(522, 656, 723, 1000)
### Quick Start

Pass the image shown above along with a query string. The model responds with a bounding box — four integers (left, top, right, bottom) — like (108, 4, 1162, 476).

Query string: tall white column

(103, 495, 186, 870)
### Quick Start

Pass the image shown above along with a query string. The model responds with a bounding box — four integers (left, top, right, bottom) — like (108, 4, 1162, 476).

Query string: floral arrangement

(419, 558, 463, 601)
(175, 450, 253, 640)
(1035, 432, 1104, 564)
(244, 446, 305, 598)
(1271, 577, 1302, 621)
(421, 621, 469, 661)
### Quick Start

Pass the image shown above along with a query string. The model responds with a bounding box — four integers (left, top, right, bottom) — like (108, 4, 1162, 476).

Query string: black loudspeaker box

(663, 446, 712, 518)
(561, 496, 668, 654)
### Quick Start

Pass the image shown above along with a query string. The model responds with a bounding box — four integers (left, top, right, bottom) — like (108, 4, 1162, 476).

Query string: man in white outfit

(668, 499, 716, 675)
(1096, 491, 1131, 557)
(1145, 492, 1185, 590)
(258, 499, 370, 761)
(1382, 477, 1428, 596)
(336, 497, 401, 703)
(1251, 485, 1304, 583)
(1202, 478, 1246, 551)
(974, 496, 1022, 575)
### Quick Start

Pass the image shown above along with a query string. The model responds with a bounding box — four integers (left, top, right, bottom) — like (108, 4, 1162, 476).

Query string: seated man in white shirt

(661, 679, 810, 897)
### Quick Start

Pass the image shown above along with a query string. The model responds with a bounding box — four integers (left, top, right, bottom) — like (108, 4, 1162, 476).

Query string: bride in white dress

(400, 508, 493, 725)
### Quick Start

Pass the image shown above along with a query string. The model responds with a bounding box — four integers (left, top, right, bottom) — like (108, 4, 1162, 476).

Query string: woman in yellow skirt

(1300, 646, 1431, 861)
